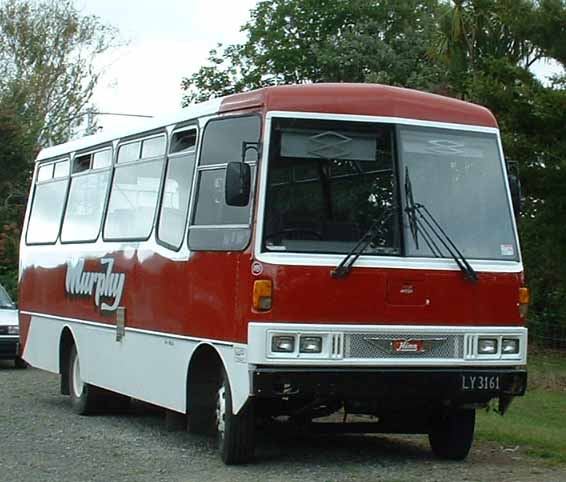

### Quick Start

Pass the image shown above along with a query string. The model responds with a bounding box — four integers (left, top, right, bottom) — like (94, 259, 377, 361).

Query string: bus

(19, 83, 528, 465)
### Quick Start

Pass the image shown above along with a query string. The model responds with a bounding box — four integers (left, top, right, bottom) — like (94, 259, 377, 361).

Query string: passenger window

(141, 136, 166, 159)
(104, 159, 164, 240)
(61, 170, 110, 242)
(73, 154, 91, 173)
(27, 178, 68, 244)
(92, 149, 112, 169)
(117, 141, 141, 163)
(157, 150, 196, 249)
(37, 163, 54, 182)
(189, 115, 260, 251)
(53, 160, 70, 178)
(170, 129, 197, 154)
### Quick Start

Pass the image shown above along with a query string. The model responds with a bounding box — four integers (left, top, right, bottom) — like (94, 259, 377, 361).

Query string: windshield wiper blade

(404, 167, 419, 249)
(331, 210, 392, 279)
(404, 169, 478, 283)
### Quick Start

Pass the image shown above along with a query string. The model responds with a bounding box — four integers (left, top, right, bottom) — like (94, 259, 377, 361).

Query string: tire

(68, 345, 103, 415)
(215, 369, 255, 465)
(14, 356, 28, 369)
(187, 402, 215, 435)
(187, 378, 217, 435)
(429, 408, 475, 460)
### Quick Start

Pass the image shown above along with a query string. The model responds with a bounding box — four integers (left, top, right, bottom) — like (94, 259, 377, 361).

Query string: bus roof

(36, 83, 497, 162)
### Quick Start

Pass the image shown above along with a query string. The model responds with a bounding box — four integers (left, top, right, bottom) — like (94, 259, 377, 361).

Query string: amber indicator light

(518, 287, 530, 305)
(253, 280, 272, 311)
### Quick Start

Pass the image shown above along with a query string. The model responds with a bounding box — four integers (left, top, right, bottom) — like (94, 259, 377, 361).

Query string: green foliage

(477, 351, 566, 461)
(181, 0, 444, 105)
(0, 0, 119, 146)
(477, 390, 566, 464)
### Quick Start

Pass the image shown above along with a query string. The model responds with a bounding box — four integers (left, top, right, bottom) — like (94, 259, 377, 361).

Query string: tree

(181, 0, 444, 105)
(432, 0, 565, 97)
(0, 0, 119, 147)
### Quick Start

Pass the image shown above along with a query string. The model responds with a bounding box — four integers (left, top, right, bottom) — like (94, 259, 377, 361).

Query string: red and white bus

(19, 84, 528, 464)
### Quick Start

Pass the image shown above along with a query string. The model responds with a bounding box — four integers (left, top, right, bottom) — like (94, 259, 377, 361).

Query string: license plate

(461, 374, 500, 391)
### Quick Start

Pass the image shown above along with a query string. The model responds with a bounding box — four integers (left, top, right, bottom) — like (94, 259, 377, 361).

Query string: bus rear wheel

(428, 408, 475, 460)
(68, 345, 103, 415)
(215, 369, 255, 465)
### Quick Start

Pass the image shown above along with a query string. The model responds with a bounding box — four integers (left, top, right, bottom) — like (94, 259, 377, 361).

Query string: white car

(0, 283, 26, 368)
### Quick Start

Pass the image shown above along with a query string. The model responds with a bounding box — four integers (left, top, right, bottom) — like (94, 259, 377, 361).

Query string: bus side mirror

(225, 162, 251, 206)
(509, 174, 521, 217)
(506, 160, 522, 218)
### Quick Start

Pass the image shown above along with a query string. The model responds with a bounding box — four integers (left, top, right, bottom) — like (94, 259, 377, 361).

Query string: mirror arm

(241, 141, 260, 163)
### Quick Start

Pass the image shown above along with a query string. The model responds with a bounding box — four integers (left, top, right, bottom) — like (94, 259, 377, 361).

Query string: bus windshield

(262, 118, 518, 261)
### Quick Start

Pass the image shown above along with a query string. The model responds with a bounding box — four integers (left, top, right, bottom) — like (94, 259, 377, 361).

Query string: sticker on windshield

(500, 244, 514, 256)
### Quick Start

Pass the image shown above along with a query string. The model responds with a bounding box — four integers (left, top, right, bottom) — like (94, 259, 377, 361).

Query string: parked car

(0, 283, 26, 368)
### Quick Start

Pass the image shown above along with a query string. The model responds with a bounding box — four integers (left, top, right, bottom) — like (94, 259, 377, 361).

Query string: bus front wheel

(428, 408, 475, 460)
(215, 369, 255, 465)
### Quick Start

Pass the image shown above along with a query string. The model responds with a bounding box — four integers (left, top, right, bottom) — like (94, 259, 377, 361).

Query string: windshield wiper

(331, 210, 393, 279)
(404, 167, 478, 283)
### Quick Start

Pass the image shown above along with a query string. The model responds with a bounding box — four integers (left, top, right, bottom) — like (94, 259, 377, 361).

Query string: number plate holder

(461, 374, 500, 392)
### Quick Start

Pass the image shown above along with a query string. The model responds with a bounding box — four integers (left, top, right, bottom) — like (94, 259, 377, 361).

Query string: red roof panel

(219, 83, 497, 128)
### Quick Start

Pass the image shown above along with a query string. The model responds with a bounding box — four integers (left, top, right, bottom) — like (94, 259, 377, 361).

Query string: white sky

(77, 0, 563, 135)
(77, 0, 259, 133)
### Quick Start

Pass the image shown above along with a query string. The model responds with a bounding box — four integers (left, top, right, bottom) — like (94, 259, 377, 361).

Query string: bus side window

(61, 148, 112, 243)
(157, 127, 198, 250)
(104, 135, 166, 241)
(188, 115, 260, 251)
(27, 159, 69, 244)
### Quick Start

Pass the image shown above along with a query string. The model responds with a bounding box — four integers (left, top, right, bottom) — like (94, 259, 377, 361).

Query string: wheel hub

(216, 384, 226, 441)
(72, 353, 84, 398)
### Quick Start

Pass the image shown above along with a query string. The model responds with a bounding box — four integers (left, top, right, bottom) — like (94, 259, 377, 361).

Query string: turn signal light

(518, 287, 530, 304)
(519, 287, 530, 319)
(253, 280, 272, 311)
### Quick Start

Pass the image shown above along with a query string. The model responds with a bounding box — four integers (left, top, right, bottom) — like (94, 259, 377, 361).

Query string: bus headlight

(299, 336, 322, 354)
(271, 335, 295, 353)
(478, 338, 498, 354)
(502, 338, 520, 354)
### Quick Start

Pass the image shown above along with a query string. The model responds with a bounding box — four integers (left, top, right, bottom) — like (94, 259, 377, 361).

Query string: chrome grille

(344, 333, 464, 359)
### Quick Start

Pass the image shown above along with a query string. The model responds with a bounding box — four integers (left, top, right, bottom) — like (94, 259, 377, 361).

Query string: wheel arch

(186, 341, 249, 415)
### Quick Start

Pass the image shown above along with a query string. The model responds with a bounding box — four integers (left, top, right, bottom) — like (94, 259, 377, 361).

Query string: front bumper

(252, 367, 527, 402)
(0, 337, 19, 360)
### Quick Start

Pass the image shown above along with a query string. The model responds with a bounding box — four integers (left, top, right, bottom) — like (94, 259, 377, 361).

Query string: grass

(475, 350, 566, 464)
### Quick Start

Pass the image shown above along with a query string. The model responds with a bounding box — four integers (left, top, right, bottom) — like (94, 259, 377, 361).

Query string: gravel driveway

(1, 362, 564, 482)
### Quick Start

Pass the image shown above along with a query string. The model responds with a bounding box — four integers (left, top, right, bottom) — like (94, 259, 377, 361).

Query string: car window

(0, 284, 15, 309)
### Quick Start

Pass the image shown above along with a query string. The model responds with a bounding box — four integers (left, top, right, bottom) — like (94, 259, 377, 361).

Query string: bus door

(187, 115, 261, 342)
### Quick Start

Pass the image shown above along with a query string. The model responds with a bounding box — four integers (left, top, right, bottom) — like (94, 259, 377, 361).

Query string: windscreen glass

(399, 126, 517, 260)
(263, 118, 399, 255)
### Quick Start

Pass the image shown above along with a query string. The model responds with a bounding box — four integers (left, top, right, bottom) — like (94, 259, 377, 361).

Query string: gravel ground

(1, 361, 565, 482)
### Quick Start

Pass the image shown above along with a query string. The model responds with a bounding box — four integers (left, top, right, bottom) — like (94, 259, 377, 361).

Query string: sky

(77, 0, 259, 133)
(77, 0, 563, 135)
